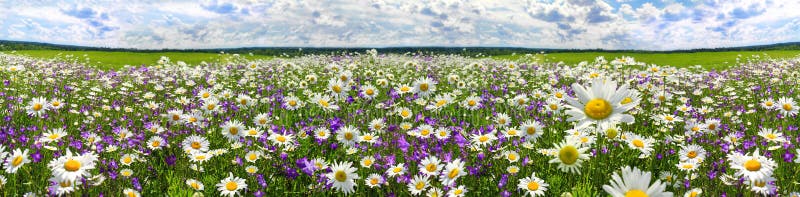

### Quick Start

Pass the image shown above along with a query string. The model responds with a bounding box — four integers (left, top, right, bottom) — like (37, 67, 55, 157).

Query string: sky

(1, 0, 799, 50)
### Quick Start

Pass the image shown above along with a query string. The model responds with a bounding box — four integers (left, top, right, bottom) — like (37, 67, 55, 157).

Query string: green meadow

(3, 49, 800, 70)
(3, 50, 273, 70)
(495, 50, 800, 70)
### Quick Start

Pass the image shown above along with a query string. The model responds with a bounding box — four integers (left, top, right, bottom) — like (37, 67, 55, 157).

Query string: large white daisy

(565, 78, 638, 129)
(48, 150, 99, 182)
(216, 172, 247, 197)
(326, 161, 359, 195)
(602, 166, 672, 197)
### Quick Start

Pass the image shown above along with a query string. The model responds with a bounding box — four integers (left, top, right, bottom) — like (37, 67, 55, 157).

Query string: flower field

(1, 52, 800, 196)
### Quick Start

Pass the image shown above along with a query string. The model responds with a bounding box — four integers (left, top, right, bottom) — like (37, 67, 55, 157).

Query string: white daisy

(326, 161, 359, 195)
(602, 166, 672, 197)
(518, 172, 548, 197)
(548, 140, 589, 174)
(216, 172, 247, 197)
(564, 78, 638, 129)
(4, 148, 29, 174)
(439, 158, 466, 185)
(48, 150, 99, 182)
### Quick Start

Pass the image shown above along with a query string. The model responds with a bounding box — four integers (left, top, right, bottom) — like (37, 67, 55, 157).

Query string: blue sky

(1, 0, 799, 50)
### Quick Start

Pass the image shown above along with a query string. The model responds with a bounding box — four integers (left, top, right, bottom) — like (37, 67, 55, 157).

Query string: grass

(4, 49, 800, 70)
(2, 50, 273, 70)
(494, 50, 800, 70)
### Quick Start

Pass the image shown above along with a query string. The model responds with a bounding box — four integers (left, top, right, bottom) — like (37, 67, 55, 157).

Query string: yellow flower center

(526, 127, 536, 135)
(606, 128, 618, 138)
(479, 135, 489, 143)
(191, 182, 200, 189)
(621, 97, 632, 105)
(632, 139, 644, 148)
(425, 163, 437, 172)
(206, 104, 216, 110)
(33, 103, 43, 111)
(288, 100, 297, 106)
(508, 130, 517, 136)
(549, 104, 558, 110)
(766, 134, 776, 139)
(370, 178, 379, 185)
(555, 92, 563, 98)
(744, 159, 761, 171)
(584, 99, 612, 120)
(527, 182, 539, 191)
(401, 110, 410, 117)
(468, 100, 477, 106)
(11, 156, 23, 167)
(64, 159, 81, 172)
(334, 170, 348, 182)
(49, 134, 60, 140)
(754, 180, 766, 187)
(189, 117, 197, 123)
(151, 141, 161, 147)
(202, 92, 210, 98)
(448, 168, 460, 179)
(625, 190, 648, 197)
(344, 132, 354, 140)
(508, 154, 517, 161)
(60, 181, 71, 187)
(225, 181, 238, 191)
(229, 127, 238, 135)
(436, 100, 447, 107)
(415, 182, 425, 190)
(276, 136, 286, 142)
(784, 104, 793, 111)
(191, 142, 201, 149)
(332, 85, 342, 93)
(319, 100, 330, 107)
(687, 151, 697, 158)
(400, 86, 410, 92)
(708, 124, 716, 130)
(393, 167, 402, 173)
(123, 156, 132, 164)
(419, 83, 429, 91)
(558, 145, 579, 165)
(366, 89, 374, 95)
(682, 164, 694, 169)
(248, 154, 257, 161)
(421, 129, 430, 136)
(454, 189, 463, 195)
(765, 101, 773, 106)
(52, 101, 61, 107)
(665, 116, 674, 121)
(363, 135, 373, 141)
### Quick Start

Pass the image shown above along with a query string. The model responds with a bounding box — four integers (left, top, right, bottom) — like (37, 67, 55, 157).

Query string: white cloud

(0, 0, 798, 50)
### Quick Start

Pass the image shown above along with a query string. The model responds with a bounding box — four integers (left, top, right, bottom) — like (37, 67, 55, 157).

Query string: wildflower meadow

(1, 52, 799, 197)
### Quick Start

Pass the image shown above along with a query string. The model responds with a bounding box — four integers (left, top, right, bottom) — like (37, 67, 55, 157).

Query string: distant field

(495, 50, 800, 69)
(4, 50, 800, 70)
(3, 50, 273, 70)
